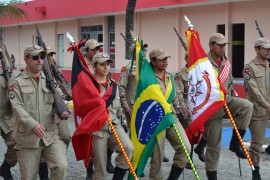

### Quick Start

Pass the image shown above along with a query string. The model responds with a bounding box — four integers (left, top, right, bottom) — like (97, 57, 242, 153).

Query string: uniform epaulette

(178, 68, 185, 74)
(12, 73, 22, 80)
(165, 71, 173, 77)
(247, 59, 256, 65)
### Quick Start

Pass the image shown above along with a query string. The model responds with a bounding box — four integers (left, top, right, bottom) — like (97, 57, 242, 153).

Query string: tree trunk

(125, 0, 137, 60)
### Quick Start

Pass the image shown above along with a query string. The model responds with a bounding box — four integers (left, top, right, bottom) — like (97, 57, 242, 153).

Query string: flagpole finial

(66, 31, 75, 44)
(184, 15, 193, 30)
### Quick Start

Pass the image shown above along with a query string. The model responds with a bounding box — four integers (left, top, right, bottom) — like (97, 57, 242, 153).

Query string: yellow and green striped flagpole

(172, 124, 200, 180)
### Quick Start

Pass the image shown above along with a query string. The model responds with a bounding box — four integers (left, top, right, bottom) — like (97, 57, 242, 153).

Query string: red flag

(185, 30, 226, 144)
(71, 41, 108, 168)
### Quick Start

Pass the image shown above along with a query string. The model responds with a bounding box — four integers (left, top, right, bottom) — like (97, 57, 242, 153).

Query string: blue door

(58, 34, 64, 68)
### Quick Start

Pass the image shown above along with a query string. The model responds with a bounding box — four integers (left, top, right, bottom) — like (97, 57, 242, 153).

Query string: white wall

(3, 0, 270, 74)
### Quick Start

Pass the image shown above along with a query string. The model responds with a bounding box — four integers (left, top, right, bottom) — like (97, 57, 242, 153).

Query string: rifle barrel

(173, 27, 188, 52)
(120, 33, 132, 46)
(36, 28, 71, 118)
(255, 20, 264, 38)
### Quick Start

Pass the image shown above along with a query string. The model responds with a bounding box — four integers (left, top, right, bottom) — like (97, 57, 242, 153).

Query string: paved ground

(1, 117, 270, 180)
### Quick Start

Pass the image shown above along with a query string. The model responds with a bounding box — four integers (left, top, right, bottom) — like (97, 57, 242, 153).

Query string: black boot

(206, 171, 217, 180)
(112, 167, 127, 180)
(86, 160, 94, 180)
(167, 165, 184, 180)
(139, 172, 145, 177)
(106, 149, 114, 174)
(194, 137, 207, 162)
(265, 145, 270, 155)
(185, 162, 196, 170)
(229, 129, 246, 159)
(163, 155, 169, 162)
(252, 166, 261, 180)
(39, 162, 49, 180)
(0, 160, 13, 180)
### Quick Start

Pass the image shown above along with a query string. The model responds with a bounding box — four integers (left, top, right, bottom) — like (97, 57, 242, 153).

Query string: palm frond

(0, 4, 28, 20)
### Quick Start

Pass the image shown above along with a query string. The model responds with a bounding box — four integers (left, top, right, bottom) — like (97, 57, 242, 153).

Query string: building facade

(2, 0, 269, 86)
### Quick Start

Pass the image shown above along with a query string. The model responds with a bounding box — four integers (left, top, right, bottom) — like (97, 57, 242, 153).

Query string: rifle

(36, 28, 71, 118)
(82, 30, 89, 40)
(120, 33, 132, 46)
(0, 27, 12, 87)
(10, 54, 15, 73)
(255, 20, 264, 38)
(255, 20, 270, 66)
(50, 59, 72, 101)
(176, 105, 198, 144)
(173, 27, 188, 52)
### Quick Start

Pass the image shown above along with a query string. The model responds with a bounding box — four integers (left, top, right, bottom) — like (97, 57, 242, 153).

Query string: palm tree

(0, 0, 28, 73)
(0, 0, 28, 21)
(125, 0, 137, 59)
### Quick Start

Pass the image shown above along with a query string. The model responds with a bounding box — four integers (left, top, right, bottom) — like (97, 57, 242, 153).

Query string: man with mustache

(204, 33, 253, 179)
(243, 37, 270, 180)
(9, 45, 69, 180)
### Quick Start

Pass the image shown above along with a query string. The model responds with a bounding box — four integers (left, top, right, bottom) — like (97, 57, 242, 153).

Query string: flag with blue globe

(129, 37, 175, 179)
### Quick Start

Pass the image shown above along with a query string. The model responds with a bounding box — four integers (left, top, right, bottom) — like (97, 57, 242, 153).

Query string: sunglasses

(32, 54, 46, 60)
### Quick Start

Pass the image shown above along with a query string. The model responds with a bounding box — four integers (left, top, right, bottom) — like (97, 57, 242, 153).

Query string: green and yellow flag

(128, 37, 175, 179)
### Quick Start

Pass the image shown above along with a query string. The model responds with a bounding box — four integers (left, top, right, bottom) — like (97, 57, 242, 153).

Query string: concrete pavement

(1, 117, 270, 180)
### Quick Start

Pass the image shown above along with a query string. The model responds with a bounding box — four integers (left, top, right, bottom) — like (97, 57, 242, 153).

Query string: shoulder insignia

(121, 67, 127, 73)
(13, 73, 22, 80)
(9, 85, 14, 91)
(245, 68, 250, 73)
(174, 76, 179, 80)
(165, 71, 173, 77)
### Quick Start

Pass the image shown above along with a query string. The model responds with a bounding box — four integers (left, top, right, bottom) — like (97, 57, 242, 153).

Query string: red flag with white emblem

(186, 30, 226, 144)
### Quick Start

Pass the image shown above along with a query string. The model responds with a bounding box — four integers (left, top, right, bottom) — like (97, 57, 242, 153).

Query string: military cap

(149, 48, 171, 60)
(24, 45, 45, 57)
(254, 37, 270, 48)
(85, 39, 100, 50)
(209, 33, 228, 44)
(92, 52, 113, 64)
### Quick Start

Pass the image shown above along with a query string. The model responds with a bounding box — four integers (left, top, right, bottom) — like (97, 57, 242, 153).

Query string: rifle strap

(103, 80, 117, 108)
(2, 44, 12, 67)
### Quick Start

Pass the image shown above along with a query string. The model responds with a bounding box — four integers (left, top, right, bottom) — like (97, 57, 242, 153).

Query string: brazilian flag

(128, 37, 175, 179)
